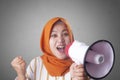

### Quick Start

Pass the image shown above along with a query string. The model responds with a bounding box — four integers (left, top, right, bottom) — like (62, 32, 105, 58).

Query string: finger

(11, 57, 20, 64)
(73, 63, 83, 69)
(18, 56, 23, 59)
(73, 71, 86, 77)
(16, 56, 23, 60)
(76, 64, 84, 69)
(72, 76, 85, 80)
(73, 68, 86, 77)
(70, 63, 76, 70)
(17, 59, 25, 64)
(13, 58, 24, 65)
(74, 65, 85, 73)
(16, 56, 24, 61)
(74, 68, 85, 73)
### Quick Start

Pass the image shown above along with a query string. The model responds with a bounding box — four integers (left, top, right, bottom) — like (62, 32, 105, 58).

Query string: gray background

(0, 0, 120, 80)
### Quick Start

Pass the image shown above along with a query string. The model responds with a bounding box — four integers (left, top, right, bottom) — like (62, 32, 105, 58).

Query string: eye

(50, 34, 58, 38)
(63, 32, 69, 37)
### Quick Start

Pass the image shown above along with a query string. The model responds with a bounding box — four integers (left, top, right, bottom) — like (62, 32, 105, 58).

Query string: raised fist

(11, 56, 26, 76)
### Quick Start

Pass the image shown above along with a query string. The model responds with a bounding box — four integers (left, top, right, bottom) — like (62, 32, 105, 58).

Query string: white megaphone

(65, 40, 115, 79)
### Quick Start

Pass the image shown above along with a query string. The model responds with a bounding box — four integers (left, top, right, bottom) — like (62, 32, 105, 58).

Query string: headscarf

(40, 17, 74, 76)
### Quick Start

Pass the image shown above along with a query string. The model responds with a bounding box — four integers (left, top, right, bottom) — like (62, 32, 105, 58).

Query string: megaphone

(65, 40, 115, 79)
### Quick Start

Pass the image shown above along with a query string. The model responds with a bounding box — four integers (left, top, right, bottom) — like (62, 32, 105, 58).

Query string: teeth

(57, 45, 65, 53)
(57, 46, 65, 49)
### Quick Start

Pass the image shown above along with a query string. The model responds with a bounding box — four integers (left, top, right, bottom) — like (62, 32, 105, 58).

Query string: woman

(11, 17, 90, 80)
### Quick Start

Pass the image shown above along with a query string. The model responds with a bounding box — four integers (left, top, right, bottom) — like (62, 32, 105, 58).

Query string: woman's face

(49, 23, 70, 59)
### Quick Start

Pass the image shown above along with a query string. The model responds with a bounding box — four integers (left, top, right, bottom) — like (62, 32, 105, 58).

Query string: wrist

(17, 74, 26, 80)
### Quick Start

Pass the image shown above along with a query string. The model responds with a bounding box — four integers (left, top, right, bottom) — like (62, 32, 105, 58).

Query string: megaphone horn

(65, 40, 115, 79)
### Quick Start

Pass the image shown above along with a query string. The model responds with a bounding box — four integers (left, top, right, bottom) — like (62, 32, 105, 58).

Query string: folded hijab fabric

(40, 17, 74, 76)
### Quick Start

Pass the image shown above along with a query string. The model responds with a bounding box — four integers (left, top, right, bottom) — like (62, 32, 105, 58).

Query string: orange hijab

(40, 17, 74, 76)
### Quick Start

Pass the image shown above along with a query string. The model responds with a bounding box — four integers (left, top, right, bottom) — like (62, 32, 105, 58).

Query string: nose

(58, 35, 65, 43)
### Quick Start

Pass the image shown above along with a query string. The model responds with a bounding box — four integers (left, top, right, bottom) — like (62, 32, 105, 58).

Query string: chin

(57, 55, 67, 60)
(55, 51, 67, 59)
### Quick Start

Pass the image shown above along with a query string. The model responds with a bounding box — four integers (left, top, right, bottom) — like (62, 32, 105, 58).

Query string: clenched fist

(11, 56, 26, 80)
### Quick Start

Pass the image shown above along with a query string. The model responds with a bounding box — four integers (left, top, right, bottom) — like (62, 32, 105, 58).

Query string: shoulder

(27, 56, 43, 70)
(26, 56, 43, 73)
(29, 56, 42, 65)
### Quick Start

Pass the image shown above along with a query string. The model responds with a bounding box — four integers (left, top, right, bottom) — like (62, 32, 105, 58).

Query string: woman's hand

(70, 63, 89, 80)
(11, 56, 26, 80)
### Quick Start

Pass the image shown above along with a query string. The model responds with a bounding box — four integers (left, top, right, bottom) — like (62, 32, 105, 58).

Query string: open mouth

(56, 45, 65, 53)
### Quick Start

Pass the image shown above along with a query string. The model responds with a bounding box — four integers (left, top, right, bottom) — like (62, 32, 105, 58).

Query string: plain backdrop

(0, 0, 120, 80)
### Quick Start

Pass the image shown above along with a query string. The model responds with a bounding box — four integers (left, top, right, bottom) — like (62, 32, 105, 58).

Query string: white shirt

(26, 56, 71, 80)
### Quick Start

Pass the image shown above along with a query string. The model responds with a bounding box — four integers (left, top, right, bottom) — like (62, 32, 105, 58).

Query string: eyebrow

(51, 29, 68, 33)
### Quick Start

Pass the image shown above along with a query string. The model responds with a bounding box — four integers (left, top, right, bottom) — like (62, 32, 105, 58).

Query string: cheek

(65, 37, 71, 44)
(49, 38, 56, 49)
